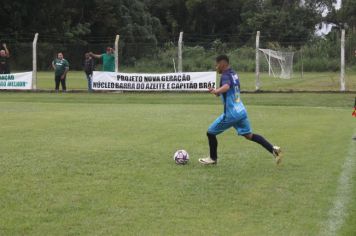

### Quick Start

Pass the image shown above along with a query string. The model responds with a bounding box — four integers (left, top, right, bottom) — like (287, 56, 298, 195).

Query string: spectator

(52, 52, 69, 92)
(84, 52, 95, 91)
(0, 43, 10, 74)
(89, 47, 115, 72)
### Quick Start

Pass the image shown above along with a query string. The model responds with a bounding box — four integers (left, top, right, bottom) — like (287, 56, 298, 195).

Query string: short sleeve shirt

(220, 68, 246, 118)
(101, 53, 115, 72)
(53, 59, 69, 76)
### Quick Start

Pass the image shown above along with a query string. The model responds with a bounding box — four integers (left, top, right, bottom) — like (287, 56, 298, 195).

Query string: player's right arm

(209, 74, 231, 96)
(209, 84, 230, 96)
(89, 52, 102, 59)
(51, 60, 56, 70)
(2, 43, 9, 57)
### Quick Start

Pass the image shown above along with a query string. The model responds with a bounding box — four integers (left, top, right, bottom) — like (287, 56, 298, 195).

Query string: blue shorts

(207, 113, 252, 136)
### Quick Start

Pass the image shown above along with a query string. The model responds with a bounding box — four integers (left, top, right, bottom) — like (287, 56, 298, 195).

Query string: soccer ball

(173, 150, 189, 165)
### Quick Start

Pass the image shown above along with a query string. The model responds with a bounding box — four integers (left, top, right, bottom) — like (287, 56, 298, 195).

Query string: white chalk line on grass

(319, 131, 356, 236)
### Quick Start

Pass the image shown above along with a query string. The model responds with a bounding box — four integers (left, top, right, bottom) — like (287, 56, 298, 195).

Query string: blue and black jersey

(219, 68, 246, 118)
(207, 68, 251, 135)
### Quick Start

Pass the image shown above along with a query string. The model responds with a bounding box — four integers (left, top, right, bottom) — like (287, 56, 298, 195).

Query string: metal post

(268, 49, 271, 76)
(256, 31, 260, 91)
(340, 29, 345, 91)
(115, 35, 120, 72)
(172, 58, 177, 73)
(32, 33, 39, 90)
(301, 47, 304, 79)
(178, 32, 183, 72)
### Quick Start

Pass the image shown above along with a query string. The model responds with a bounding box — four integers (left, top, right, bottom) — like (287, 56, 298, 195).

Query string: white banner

(92, 71, 216, 91)
(0, 72, 32, 90)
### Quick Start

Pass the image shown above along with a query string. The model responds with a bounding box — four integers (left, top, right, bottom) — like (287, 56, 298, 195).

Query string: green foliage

(127, 40, 349, 73)
(0, 0, 161, 66)
(1, 0, 356, 71)
(328, 0, 356, 30)
(240, 0, 323, 46)
(295, 57, 339, 72)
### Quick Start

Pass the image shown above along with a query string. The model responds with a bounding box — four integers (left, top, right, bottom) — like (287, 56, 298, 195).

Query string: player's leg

(61, 76, 67, 91)
(245, 133, 282, 164)
(55, 75, 60, 91)
(234, 116, 282, 164)
(199, 114, 234, 165)
(88, 74, 92, 91)
(206, 132, 218, 163)
(244, 133, 273, 153)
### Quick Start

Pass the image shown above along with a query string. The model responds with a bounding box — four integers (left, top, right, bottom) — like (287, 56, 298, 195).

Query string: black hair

(216, 55, 229, 64)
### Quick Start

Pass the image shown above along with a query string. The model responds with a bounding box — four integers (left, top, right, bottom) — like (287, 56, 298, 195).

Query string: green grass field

(36, 71, 356, 91)
(0, 92, 355, 235)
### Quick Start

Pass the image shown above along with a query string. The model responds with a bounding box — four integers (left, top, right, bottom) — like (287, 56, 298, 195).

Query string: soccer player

(199, 55, 282, 165)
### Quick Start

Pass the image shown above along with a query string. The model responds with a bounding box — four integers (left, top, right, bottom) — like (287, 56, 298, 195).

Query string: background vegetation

(1, 0, 356, 72)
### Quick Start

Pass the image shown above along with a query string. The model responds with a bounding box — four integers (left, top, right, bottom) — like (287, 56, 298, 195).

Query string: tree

(0, 0, 162, 67)
(334, 0, 356, 32)
(145, 0, 336, 47)
(239, 0, 332, 47)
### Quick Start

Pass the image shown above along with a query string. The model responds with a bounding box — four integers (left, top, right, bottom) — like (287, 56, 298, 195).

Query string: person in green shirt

(89, 47, 116, 72)
(52, 52, 69, 92)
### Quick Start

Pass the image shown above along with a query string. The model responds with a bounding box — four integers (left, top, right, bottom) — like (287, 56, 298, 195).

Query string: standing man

(84, 52, 95, 91)
(89, 47, 115, 72)
(52, 52, 69, 92)
(0, 43, 10, 74)
(199, 55, 282, 165)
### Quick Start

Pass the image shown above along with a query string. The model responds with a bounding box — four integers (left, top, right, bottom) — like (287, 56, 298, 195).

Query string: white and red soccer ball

(173, 150, 189, 165)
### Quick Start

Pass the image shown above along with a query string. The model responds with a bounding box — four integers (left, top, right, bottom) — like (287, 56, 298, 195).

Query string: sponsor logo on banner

(0, 72, 32, 90)
(92, 71, 216, 91)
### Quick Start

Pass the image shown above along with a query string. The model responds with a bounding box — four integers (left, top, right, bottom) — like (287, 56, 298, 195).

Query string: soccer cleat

(272, 146, 282, 165)
(199, 157, 217, 165)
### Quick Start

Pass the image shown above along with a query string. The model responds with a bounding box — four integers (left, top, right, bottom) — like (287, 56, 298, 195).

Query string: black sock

(207, 132, 218, 160)
(250, 133, 273, 154)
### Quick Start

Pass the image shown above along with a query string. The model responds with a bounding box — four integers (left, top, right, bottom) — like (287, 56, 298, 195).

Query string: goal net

(259, 48, 294, 79)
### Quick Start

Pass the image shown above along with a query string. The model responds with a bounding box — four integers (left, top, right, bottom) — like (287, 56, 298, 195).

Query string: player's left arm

(3, 43, 9, 57)
(209, 84, 230, 96)
(61, 61, 69, 79)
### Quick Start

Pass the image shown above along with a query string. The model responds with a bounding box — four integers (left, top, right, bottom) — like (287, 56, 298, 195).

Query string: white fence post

(268, 49, 271, 76)
(255, 31, 260, 91)
(340, 29, 345, 91)
(301, 47, 304, 79)
(115, 35, 120, 72)
(178, 32, 183, 72)
(32, 33, 39, 90)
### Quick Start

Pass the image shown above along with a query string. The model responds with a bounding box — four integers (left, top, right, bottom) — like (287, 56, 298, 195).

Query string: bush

(121, 33, 356, 73)
(294, 58, 340, 72)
